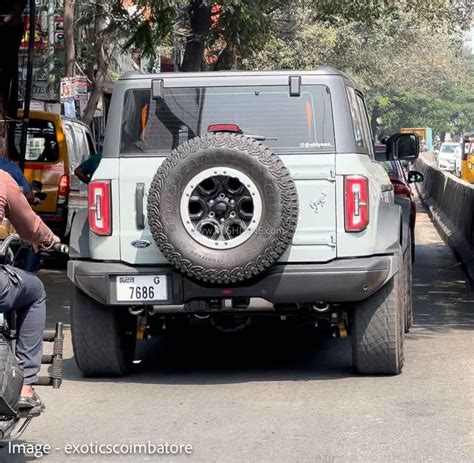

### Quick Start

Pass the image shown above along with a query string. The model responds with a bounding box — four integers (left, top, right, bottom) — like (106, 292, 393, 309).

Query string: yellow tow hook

(137, 316, 148, 341)
(338, 321, 348, 338)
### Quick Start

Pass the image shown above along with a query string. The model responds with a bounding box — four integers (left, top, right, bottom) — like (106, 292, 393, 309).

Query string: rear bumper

(68, 255, 397, 309)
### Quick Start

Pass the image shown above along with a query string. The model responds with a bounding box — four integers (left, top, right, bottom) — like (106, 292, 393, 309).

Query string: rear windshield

(14, 119, 59, 162)
(120, 85, 335, 155)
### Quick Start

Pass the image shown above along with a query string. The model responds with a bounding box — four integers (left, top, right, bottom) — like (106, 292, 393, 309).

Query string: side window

(355, 93, 375, 157)
(73, 124, 89, 161)
(85, 130, 96, 155)
(64, 123, 79, 169)
(346, 86, 366, 150)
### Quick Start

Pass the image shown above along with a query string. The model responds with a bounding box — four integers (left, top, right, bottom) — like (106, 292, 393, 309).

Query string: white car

(437, 142, 462, 173)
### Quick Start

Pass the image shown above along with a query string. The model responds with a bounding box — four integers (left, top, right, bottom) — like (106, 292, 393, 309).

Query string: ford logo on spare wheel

(131, 240, 151, 249)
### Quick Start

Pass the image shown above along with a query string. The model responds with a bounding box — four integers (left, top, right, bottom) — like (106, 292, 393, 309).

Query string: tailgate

(118, 154, 336, 264)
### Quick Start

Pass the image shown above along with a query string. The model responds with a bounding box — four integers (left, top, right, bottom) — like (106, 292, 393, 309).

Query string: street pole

(47, 0, 55, 99)
(19, 0, 36, 172)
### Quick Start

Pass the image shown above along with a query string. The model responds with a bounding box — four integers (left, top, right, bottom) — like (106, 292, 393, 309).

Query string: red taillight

(57, 175, 70, 204)
(345, 176, 369, 232)
(89, 180, 112, 236)
(207, 123, 241, 133)
(392, 180, 411, 198)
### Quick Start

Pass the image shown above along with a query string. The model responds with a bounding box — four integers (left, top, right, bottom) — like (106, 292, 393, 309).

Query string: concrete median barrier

(415, 155, 474, 285)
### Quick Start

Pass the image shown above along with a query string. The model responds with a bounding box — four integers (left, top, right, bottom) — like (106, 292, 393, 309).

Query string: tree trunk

(81, 37, 113, 126)
(180, 0, 211, 72)
(81, 3, 113, 127)
(370, 107, 380, 141)
(64, 0, 76, 77)
(214, 45, 236, 71)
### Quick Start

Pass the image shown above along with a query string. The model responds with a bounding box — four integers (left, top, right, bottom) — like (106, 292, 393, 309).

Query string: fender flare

(68, 208, 90, 259)
(394, 196, 411, 255)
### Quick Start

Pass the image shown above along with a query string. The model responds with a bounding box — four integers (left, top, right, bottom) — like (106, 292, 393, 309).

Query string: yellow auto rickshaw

(461, 132, 474, 184)
(15, 111, 96, 238)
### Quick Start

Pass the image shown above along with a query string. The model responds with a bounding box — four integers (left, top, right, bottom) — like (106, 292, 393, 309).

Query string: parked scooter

(0, 234, 67, 442)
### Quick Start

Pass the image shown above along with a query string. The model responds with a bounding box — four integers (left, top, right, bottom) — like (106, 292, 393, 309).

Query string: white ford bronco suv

(67, 68, 419, 377)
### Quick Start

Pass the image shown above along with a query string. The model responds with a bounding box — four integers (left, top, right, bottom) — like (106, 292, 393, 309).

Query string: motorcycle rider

(0, 170, 60, 408)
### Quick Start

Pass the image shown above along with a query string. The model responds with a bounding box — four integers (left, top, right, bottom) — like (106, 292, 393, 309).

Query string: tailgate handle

(135, 183, 145, 230)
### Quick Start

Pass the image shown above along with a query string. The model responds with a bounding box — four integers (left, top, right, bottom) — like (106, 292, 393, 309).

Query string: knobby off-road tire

(404, 230, 414, 332)
(147, 133, 299, 284)
(352, 253, 405, 375)
(71, 287, 137, 377)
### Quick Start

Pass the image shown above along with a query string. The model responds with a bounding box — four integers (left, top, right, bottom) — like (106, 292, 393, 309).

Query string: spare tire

(147, 133, 298, 284)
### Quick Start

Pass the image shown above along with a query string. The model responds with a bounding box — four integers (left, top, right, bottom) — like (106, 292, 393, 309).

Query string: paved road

(2, 200, 473, 462)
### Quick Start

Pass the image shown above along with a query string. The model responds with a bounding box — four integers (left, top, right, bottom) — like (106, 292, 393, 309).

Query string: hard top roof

(119, 66, 355, 84)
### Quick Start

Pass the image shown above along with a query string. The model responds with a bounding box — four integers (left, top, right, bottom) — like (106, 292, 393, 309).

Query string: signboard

(75, 76, 88, 99)
(19, 65, 50, 100)
(54, 17, 64, 47)
(64, 100, 77, 118)
(60, 77, 75, 101)
(20, 17, 47, 50)
(60, 76, 89, 102)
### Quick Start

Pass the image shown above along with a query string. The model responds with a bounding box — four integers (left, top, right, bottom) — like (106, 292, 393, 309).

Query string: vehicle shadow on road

(411, 242, 474, 338)
(62, 321, 357, 385)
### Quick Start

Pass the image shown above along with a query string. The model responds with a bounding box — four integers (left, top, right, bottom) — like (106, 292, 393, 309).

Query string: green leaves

(246, 2, 473, 137)
(75, 0, 472, 136)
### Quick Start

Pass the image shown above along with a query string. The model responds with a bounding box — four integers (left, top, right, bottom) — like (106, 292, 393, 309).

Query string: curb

(416, 184, 474, 288)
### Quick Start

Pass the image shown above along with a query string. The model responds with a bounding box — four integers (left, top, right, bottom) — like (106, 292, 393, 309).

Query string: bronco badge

(310, 192, 327, 214)
(131, 240, 151, 249)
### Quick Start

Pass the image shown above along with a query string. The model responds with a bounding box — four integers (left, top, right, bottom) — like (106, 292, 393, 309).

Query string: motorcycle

(0, 234, 67, 442)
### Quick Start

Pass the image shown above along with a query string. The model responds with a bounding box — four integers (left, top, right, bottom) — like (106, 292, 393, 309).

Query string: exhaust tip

(312, 302, 330, 313)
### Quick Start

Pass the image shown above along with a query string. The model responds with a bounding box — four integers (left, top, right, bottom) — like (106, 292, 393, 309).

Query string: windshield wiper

(241, 129, 278, 141)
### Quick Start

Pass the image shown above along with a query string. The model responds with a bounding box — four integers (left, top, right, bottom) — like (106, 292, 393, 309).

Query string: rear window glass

(121, 85, 335, 155)
(14, 119, 59, 162)
(346, 87, 365, 149)
(440, 144, 459, 153)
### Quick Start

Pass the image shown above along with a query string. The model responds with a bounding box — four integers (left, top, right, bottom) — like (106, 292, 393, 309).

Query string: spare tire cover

(147, 133, 298, 284)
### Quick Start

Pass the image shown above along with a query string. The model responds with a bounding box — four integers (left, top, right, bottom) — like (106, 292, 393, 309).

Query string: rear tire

(352, 255, 405, 375)
(71, 287, 137, 377)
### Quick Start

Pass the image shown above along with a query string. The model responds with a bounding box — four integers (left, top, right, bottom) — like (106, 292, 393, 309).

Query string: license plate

(115, 275, 168, 302)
